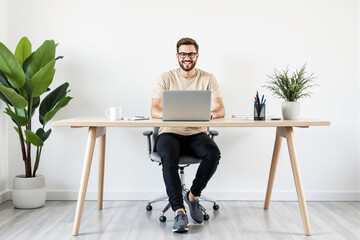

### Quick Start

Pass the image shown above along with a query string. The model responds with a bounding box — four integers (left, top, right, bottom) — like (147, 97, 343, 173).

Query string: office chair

(143, 127, 220, 222)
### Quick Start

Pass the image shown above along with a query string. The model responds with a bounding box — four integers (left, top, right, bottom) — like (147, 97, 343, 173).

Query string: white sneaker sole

(172, 226, 189, 233)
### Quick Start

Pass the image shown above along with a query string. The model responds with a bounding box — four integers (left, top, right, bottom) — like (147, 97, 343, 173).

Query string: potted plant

(0, 37, 72, 208)
(263, 64, 318, 120)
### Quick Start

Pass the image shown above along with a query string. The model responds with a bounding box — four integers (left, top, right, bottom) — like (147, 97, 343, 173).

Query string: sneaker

(172, 210, 189, 233)
(184, 191, 204, 223)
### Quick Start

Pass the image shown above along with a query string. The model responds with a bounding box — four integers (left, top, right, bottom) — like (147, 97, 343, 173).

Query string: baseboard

(44, 190, 360, 201)
(0, 190, 11, 204)
(3, 189, 358, 202)
(45, 190, 166, 201)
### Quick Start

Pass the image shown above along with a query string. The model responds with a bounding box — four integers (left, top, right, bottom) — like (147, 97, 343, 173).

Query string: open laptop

(162, 90, 211, 121)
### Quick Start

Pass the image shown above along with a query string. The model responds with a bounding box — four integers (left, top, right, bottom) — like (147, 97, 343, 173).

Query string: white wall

(0, 0, 9, 203)
(358, 0, 360, 171)
(5, 0, 360, 201)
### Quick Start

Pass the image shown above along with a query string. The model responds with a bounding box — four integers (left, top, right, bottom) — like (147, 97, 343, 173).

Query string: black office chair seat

(149, 152, 203, 165)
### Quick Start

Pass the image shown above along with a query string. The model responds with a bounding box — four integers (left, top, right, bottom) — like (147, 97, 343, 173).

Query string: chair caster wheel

(146, 205, 152, 211)
(204, 213, 210, 221)
(213, 204, 220, 210)
(159, 215, 167, 222)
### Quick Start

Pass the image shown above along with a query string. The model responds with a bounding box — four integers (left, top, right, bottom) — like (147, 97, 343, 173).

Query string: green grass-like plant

(0, 37, 72, 177)
(263, 64, 318, 102)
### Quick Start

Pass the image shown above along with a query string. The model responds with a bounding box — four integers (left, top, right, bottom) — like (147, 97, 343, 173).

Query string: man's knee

(203, 145, 221, 165)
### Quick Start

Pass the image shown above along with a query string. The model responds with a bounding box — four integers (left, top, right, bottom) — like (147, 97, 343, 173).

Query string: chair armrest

(143, 131, 153, 153)
(209, 130, 219, 140)
(143, 131, 153, 136)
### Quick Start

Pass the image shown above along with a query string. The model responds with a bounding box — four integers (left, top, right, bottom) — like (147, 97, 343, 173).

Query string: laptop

(162, 90, 211, 121)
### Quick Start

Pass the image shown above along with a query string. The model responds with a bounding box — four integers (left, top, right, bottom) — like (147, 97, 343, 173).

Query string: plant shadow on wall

(0, 37, 72, 208)
(263, 64, 318, 120)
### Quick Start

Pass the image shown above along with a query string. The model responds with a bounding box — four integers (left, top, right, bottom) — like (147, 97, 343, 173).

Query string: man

(151, 37, 225, 233)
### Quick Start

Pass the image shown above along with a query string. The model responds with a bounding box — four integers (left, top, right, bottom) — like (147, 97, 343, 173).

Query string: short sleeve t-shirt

(152, 68, 221, 135)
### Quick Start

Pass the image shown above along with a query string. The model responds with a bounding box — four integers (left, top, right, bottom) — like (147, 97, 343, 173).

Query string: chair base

(146, 186, 219, 222)
(146, 166, 219, 222)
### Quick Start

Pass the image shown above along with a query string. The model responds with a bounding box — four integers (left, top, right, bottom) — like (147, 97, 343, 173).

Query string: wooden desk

(53, 117, 330, 236)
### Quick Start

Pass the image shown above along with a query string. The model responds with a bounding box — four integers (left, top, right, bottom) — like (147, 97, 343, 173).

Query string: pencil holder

(254, 104, 265, 120)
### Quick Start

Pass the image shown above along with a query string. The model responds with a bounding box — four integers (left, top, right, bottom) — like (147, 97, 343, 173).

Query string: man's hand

(210, 97, 225, 119)
(151, 98, 163, 119)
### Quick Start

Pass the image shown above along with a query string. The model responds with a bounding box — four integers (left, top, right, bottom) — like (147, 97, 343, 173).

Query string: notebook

(162, 90, 211, 121)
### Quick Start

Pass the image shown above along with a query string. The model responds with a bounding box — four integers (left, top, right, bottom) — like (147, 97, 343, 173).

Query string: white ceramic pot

(281, 101, 300, 120)
(12, 175, 46, 209)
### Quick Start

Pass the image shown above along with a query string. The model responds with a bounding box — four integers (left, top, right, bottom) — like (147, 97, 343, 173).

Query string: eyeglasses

(177, 52, 198, 59)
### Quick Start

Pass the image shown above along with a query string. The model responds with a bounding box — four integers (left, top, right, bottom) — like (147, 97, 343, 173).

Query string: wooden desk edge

(53, 119, 330, 128)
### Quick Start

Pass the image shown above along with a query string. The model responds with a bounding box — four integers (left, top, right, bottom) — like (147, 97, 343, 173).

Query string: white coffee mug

(105, 107, 122, 121)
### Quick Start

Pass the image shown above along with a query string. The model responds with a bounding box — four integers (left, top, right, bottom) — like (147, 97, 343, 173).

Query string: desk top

(52, 117, 330, 128)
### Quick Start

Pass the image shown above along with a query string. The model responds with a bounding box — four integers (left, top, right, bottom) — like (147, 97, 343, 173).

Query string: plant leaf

(25, 59, 55, 97)
(42, 129, 51, 142)
(0, 71, 12, 88)
(15, 37, 32, 67)
(43, 96, 72, 124)
(4, 107, 29, 126)
(13, 126, 20, 135)
(0, 72, 13, 105)
(36, 128, 51, 142)
(0, 91, 11, 106)
(39, 82, 69, 125)
(0, 42, 26, 89)
(36, 128, 45, 139)
(0, 85, 28, 108)
(22, 53, 33, 73)
(15, 108, 26, 117)
(31, 96, 40, 117)
(24, 130, 44, 147)
(25, 40, 56, 79)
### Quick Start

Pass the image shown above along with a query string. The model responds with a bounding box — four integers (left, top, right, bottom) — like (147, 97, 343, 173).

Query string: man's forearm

(151, 107, 163, 119)
(211, 97, 225, 119)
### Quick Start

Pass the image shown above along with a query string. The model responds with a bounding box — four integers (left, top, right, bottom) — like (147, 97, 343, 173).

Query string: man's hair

(176, 38, 199, 53)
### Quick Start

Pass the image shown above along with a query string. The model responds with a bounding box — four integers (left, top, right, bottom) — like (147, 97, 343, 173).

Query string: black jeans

(155, 132, 221, 211)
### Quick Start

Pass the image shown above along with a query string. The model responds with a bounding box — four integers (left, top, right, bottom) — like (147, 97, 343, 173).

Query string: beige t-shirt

(152, 68, 221, 135)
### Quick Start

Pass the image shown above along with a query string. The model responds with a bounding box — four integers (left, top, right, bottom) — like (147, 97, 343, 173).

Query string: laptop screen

(162, 90, 211, 121)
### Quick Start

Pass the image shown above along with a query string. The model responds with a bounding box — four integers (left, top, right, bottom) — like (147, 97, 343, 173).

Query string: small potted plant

(0, 37, 72, 208)
(263, 64, 318, 120)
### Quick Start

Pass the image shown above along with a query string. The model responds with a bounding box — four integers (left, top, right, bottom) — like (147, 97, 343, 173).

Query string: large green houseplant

(0, 37, 72, 208)
(263, 64, 318, 119)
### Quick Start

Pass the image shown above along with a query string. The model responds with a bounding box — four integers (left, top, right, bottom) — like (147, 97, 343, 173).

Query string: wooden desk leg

(98, 133, 106, 210)
(264, 133, 283, 209)
(285, 127, 311, 236)
(72, 127, 97, 236)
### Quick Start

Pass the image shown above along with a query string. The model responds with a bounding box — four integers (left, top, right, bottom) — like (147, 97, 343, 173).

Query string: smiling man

(151, 38, 225, 233)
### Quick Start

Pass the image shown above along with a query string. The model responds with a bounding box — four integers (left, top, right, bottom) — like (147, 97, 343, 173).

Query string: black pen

(256, 91, 260, 105)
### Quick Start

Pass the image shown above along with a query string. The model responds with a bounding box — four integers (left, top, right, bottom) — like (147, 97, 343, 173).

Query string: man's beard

(178, 59, 197, 72)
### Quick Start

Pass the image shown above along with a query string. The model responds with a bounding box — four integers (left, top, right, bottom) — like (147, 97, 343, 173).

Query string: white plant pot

(12, 175, 46, 209)
(281, 101, 300, 120)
